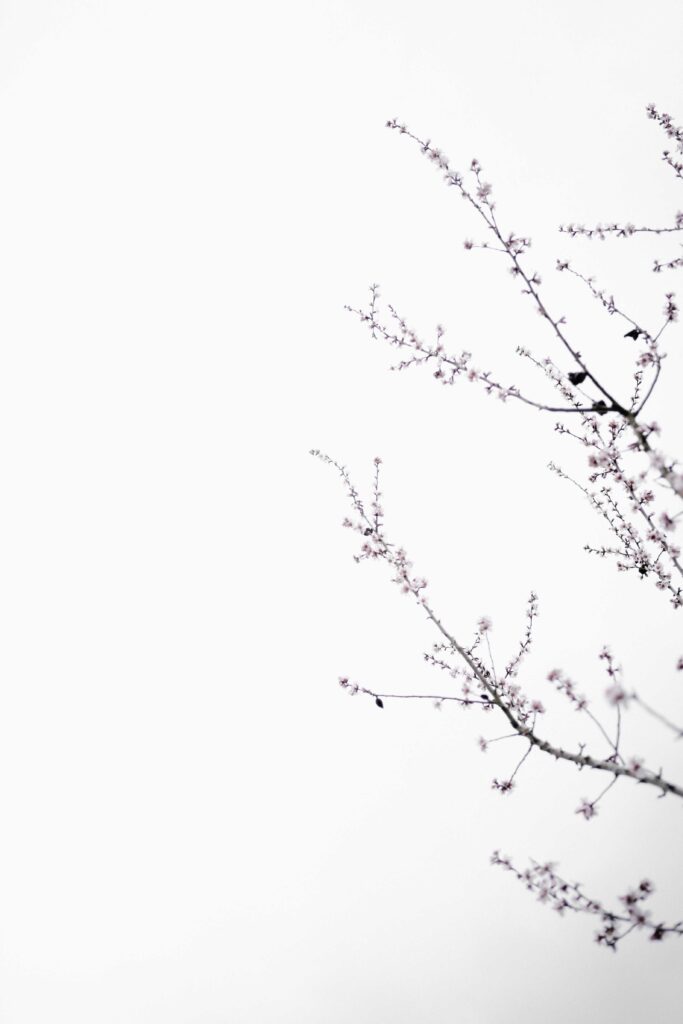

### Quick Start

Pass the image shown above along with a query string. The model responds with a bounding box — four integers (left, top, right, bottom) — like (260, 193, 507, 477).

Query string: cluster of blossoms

(647, 103, 683, 180)
(599, 647, 629, 707)
(546, 668, 589, 712)
(314, 105, 683, 949)
(491, 854, 681, 949)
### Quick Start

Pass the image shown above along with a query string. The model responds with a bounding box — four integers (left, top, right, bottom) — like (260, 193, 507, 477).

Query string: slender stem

(631, 692, 683, 738)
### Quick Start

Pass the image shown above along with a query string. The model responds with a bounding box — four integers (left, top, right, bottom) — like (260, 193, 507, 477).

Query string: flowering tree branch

(491, 855, 683, 950)
(313, 105, 683, 948)
(311, 451, 683, 803)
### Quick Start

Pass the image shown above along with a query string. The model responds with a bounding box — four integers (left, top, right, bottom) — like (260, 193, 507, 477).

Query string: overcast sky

(1, 2, 683, 1021)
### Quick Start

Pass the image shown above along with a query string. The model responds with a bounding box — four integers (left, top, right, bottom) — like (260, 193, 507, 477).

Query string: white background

(1, 1, 683, 1020)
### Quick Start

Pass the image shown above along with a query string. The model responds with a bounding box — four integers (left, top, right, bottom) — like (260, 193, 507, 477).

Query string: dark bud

(638, 565, 649, 577)
(375, 697, 384, 709)
(592, 401, 609, 415)
(624, 328, 641, 340)
(568, 371, 587, 385)
(363, 527, 373, 536)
